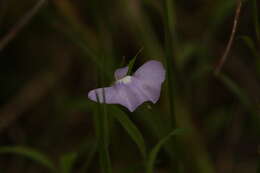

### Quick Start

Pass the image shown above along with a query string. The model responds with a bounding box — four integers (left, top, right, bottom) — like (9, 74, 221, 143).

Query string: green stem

(163, 0, 177, 132)
(163, 0, 180, 172)
(93, 55, 112, 173)
(95, 97, 112, 173)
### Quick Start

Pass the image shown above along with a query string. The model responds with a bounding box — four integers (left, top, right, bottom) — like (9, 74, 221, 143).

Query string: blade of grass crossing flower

(96, 104, 112, 173)
(102, 88, 110, 147)
(60, 152, 77, 173)
(94, 92, 101, 140)
(101, 91, 112, 173)
(111, 106, 147, 159)
(127, 47, 144, 75)
(0, 146, 56, 172)
(100, 56, 112, 173)
(146, 129, 185, 173)
(94, 89, 112, 173)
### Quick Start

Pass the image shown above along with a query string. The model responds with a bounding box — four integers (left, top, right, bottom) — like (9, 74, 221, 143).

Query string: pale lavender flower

(88, 60, 166, 112)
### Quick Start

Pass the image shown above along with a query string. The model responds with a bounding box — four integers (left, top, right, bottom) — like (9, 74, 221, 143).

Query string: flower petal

(133, 60, 165, 102)
(114, 66, 129, 80)
(116, 81, 148, 112)
(88, 60, 166, 112)
(88, 86, 118, 104)
(88, 81, 149, 112)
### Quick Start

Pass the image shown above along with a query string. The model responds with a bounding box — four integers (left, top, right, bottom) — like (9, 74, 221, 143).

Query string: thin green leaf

(146, 129, 186, 173)
(163, 0, 177, 129)
(127, 47, 143, 75)
(0, 146, 56, 172)
(205, 0, 235, 40)
(60, 152, 77, 173)
(93, 64, 112, 173)
(212, 0, 235, 26)
(95, 92, 112, 173)
(79, 141, 98, 173)
(99, 147, 112, 173)
(120, 0, 163, 58)
(217, 73, 251, 107)
(111, 106, 147, 159)
(239, 36, 258, 57)
(162, 2, 181, 172)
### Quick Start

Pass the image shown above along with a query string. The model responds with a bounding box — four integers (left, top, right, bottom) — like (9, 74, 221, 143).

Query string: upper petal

(114, 66, 129, 80)
(133, 60, 166, 89)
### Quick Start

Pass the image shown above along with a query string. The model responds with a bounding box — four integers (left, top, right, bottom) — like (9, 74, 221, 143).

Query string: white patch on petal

(116, 75, 132, 84)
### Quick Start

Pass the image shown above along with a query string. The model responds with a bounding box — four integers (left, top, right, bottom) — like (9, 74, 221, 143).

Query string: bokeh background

(0, 0, 260, 172)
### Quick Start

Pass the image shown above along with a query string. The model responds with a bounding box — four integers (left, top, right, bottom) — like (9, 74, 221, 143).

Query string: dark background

(0, 0, 260, 172)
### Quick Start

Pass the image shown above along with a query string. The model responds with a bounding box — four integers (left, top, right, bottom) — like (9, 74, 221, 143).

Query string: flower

(88, 60, 166, 112)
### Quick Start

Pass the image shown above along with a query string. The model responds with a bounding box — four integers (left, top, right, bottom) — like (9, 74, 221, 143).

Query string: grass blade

(217, 73, 251, 107)
(240, 35, 259, 58)
(146, 129, 185, 173)
(162, 1, 180, 172)
(60, 152, 77, 173)
(79, 141, 98, 173)
(94, 103, 112, 173)
(0, 146, 56, 172)
(163, 0, 177, 129)
(127, 47, 143, 75)
(111, 106, 147, 159)
(119, 0, 163, 58)
(93, 89, 112, 173)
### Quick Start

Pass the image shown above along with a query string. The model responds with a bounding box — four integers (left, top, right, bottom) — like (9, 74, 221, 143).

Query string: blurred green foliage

(0, 0, 260, 172)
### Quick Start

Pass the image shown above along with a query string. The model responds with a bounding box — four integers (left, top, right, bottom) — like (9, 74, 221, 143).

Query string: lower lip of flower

(116, 75, 132, 84)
